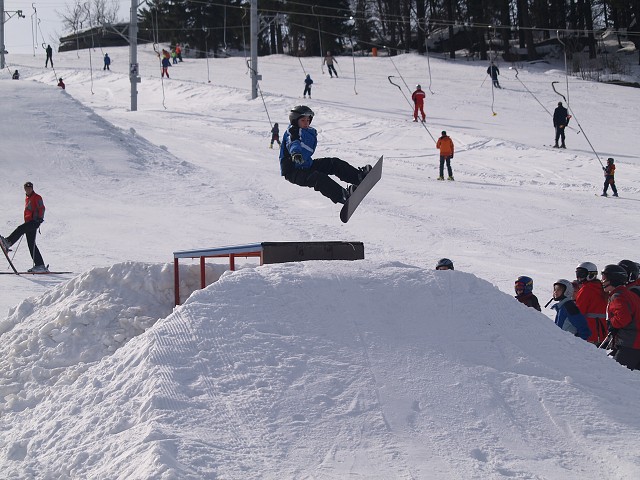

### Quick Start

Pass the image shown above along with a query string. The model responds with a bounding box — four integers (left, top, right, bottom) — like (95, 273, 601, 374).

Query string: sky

(1, 43, 640, 478)
(3, 0, 131, 55)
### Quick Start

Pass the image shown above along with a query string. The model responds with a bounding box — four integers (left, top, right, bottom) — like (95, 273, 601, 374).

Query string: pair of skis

(0, 243, 70, 275)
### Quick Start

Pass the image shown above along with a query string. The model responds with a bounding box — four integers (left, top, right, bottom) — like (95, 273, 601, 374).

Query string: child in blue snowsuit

(303, 74, 313, 98)
(550, 279, 591, 340)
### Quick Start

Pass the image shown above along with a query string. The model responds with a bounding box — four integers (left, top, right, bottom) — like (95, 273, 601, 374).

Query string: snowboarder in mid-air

(0, 182, 48, 273)
(279, 105, 371, 204)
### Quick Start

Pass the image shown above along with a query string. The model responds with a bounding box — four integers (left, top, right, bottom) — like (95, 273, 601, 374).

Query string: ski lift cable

(246, 60, 273, 129)
(551, 82, 603, 167)
(388, 75, 436, 143)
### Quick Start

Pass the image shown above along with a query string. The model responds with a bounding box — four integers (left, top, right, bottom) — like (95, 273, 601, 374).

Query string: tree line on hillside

(61, 0, 640, 64)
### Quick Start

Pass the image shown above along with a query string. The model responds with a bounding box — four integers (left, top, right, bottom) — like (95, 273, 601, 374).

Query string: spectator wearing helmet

(514, 276, 541, 311)
(411, 85, 426, 122)
(601, 264, 640, 370)
(601, 157, 618, 197)
(435, 258, 454, 270)
(549, 280, 591, 340)
(574, 261, 608, 345)
(436, 131, 455, 181)
(619, 260, 640, 297)
(279, 105, 372, 204)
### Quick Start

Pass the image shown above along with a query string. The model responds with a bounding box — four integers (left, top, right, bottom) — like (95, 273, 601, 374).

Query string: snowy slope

(1, 47, 640, 478)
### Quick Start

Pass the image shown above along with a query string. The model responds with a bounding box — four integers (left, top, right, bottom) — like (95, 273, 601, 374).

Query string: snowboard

(340, 156, 383, 223)
(0, 241, 19, 275)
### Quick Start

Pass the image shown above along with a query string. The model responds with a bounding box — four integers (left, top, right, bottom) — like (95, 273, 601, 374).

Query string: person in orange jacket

(601, 264, 640, 370)
(574, 262, 608, 345)
(601, 157, 618, 197)
(0, 182, 48, 272)
(411, 84, 426, 122)
(436, 130, 455, 181)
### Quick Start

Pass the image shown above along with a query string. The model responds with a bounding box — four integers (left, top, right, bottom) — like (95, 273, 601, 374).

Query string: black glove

(292, 153, 304, 165)
(608, 327, 619, 335)
(602, 167, 606, 171)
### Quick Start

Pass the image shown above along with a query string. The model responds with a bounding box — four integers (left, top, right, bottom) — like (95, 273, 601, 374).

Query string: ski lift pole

(556, 31, 570, 107)
(552, 82, 603, 168)
(297, 56, 307, 75)
(388, 76, 436, 142)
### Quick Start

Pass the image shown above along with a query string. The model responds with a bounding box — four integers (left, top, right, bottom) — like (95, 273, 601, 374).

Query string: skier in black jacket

(553, 102, 570, 148)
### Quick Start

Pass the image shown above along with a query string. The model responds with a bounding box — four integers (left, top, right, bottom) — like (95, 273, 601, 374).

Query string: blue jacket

(279, 124, 317, 175)
(551, 298, 591, 340)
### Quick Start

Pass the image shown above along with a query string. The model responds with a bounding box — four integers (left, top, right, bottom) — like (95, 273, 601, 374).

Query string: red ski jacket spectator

(608, 286, 640, 349)
(24, 191, 45, 223)
(575, 280, 607, 344)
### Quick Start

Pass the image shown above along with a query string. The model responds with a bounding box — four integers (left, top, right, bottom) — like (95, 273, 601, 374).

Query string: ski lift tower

(1, 2, 25, 69)
(129, 0, 142, 111)
(250, 0, 260, 99)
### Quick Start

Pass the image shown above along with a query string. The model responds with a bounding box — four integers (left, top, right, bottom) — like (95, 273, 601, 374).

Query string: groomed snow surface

(1, 47, 640, 479)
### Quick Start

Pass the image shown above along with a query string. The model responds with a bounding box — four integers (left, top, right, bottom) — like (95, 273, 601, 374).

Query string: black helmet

(618, 260, 639, 283)
(601, 264, 628, 288)
(607, 157, 614, 164)
(436, 258, 454, 270)
(289, 105, 314, 125)
(515, 276, 534, 294)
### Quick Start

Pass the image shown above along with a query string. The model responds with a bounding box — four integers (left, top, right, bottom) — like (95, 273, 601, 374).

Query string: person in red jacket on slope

(0, 182, 48, 273)
(411, 85, 426, 122)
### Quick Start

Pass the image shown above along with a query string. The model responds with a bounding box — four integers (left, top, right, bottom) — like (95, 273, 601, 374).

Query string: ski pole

(544, 297, 554, 308)
(598, 332, 613, 349)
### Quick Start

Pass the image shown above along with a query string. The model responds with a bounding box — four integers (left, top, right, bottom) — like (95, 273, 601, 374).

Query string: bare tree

(57, 0, 120, 34)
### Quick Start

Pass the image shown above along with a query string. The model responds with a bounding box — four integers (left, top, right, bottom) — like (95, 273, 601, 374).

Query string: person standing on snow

(279, 105, 372, 205)
(12, 70, 19, 80)
(600, 264, 640, 370)
(553, 102, 570, 149)
(0, 182, 48, 273)
(486, 62, 500, 88)
(515, 276, 541, 311)
(323, 51, 338, 78)
(602, 157, 618, 197)
(57, 78, 65, 89)
(270, 122, 281, 149)
(103, 53, 111, 70)
(549, 279, 591, 340)
(45, 44, 54, 68)
(303, 74, 313, 99)
(436, 130, 454, 181)
(574, 262, 608, 345)
(161, 53, 171, 78)
(411, 84, 426, 122)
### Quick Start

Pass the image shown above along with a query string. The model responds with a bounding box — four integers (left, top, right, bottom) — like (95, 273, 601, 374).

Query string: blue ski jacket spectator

(551, 297, 591, 340)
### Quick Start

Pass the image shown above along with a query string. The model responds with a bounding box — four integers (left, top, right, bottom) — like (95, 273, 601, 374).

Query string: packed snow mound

(0, 261, 226, 415)
(1, 260, 639, 479)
